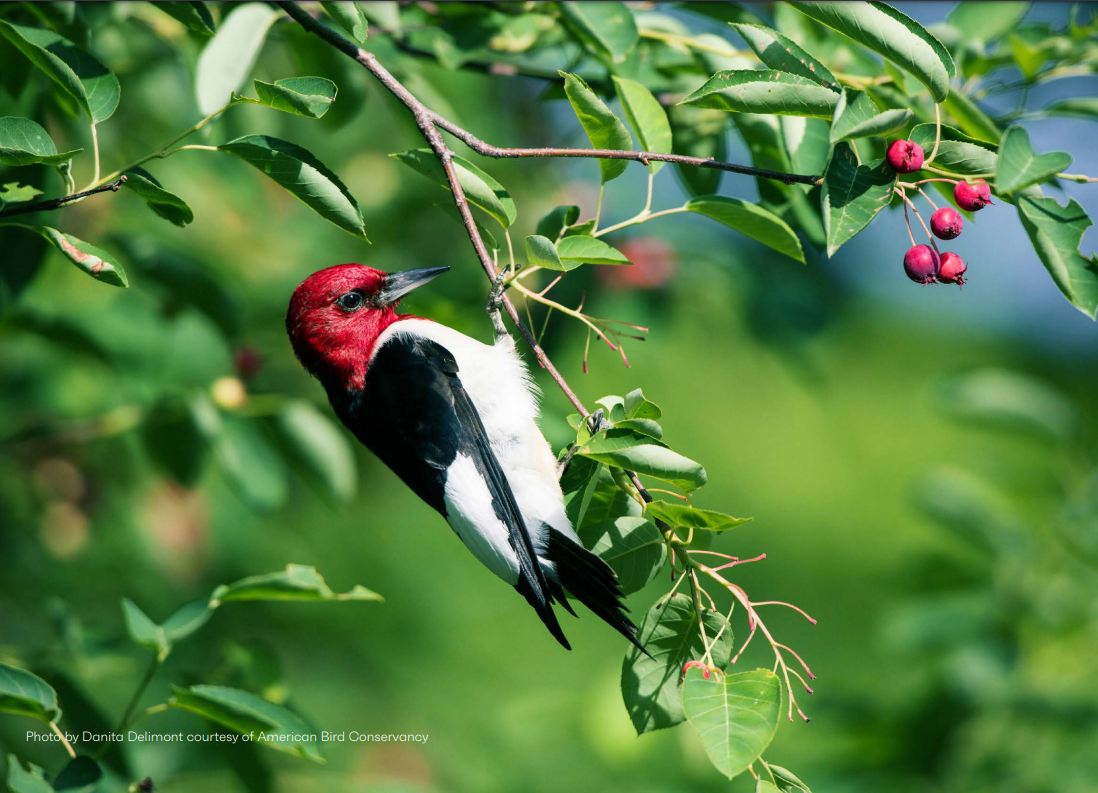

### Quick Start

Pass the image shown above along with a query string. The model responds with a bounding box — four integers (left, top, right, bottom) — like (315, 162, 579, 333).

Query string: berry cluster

(886, 139, 995, 288)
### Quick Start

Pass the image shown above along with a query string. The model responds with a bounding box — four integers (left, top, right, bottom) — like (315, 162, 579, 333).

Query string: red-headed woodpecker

(286, 264, 643, 653)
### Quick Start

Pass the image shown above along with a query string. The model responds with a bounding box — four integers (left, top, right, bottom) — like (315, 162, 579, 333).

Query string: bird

(286, 263, 644, 654)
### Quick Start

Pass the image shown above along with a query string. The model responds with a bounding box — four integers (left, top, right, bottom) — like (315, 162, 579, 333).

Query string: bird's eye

(336, 291, 364, 311)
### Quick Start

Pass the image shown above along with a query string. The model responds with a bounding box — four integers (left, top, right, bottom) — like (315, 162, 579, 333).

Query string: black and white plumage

(286, 264, 643, 653)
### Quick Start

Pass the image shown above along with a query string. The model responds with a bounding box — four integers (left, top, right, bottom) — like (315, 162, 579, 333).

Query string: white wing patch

(443, 453, 520, 584)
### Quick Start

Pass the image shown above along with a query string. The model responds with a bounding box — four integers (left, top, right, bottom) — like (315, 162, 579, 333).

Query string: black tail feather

(546, 529, 652, 659)
(516, 576, 571, 650)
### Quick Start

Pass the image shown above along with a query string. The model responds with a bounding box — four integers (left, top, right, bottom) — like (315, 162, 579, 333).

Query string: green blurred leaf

(947, 2, 1030, 48)
(730, 23, 839, 90)
(1017, 195, 1098, 318)
(524, 235, 563, 270)
(1057, 470, 1098, 567)
(682, 667, 781, 780)
(391, 148, 516, 228)
(141, 393, 216, 486)
(211, 564, 383, 604)
(123, 168, 193, 227)
(681, 70, 839, 120)
(1008, 33, 1045, 79)
(0, 182, 43, 207)
(247, 76, 338, 119)
(561, 72, 633, 183)
(157, 2, 217, 37)
(271, 399, 357, 503)
(1040, 97, 1098, 121)
(940, 89, 1001, 143)
(122, 598, 170, 660)
(556, 235, 631, 267)
(686, 195, 805, 263)
(320, 2, 368, 43)
(0, 117, 81, 166)
(5, 755, 53, 793)
(781, 117, 831, 180)
(196, 2, 280, 115)
(559, 1, 638, 63)
(915, 467, 1030, 555)
(823, 142, 896, 256)
(213, 415, 290, 510)
(220, 135, 368, 240)
(995, 125, 1072, 195)
(757, 783, 782, 793)
(578, 516, 666, 595)
(646, 501, 752, 532)
(791, 2, 954, 101)
(935, 369, 1080, 442)
(767, 764, 812, 793)
(622, 595, 733, 734)
(624, 389, 661, 420)
(169, 685, 323, 762)
(830, 89, 911, 143)
(52, 756, 101, 793)
(0, 223, 127, 287)
(535, 205, 580, 241)
(0, 663, 60, 723)
(577, 429, 707, 492)
(911, 123, 997, 175)
(162, 600, 215, 643)
(613, 76, 671, 173)
(0, 21, 120, 123)
(669, 105, 727, 197)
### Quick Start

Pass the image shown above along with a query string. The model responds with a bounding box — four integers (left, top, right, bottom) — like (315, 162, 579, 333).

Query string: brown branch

(0, 176, 127, 219)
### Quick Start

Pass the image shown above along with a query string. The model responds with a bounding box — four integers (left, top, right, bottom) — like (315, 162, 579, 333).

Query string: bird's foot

(486, 267, 510, 337)
(556, 409, 609, 480)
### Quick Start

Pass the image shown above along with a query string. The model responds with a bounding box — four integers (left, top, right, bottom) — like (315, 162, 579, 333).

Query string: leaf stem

(49, 722, 76, 759)
(116, 656, 162, 734)
(1058, 172, 1098, 184)
(594, 206, 688, 238)
(927, 103, 941, 164)
(83, 122, 101, 193)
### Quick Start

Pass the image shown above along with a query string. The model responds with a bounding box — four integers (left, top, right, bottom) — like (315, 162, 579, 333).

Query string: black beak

(376, 266, 450, 306)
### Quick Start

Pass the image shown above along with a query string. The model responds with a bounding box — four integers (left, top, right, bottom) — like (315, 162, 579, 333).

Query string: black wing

(331, 333, 569, 649)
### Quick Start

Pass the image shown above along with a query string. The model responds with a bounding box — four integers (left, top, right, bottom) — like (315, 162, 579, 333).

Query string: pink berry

(887, 139, 925, 173)
(937, 252, 967, 286)
(904, 244, 939, 284)
(953, 180, 993, 211)
(931, 207, 963, 240)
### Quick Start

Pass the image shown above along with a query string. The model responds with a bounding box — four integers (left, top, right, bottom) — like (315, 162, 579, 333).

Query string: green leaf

(910, 123, 997, 176)
(669, 105, 727, 196)
(211, 564, 383, 605)
(1008, 33, 1044, 80)
(0, 21, 120, 123)
(616, 418, 663, 439)
(536, 205, 580, 241)
(169, 685, 323, 762)
(0, 223, 127, 286)
(622, 595, 733, 734)
(561, 72, 633, 183)
(0, 182, 43, 207)
(271, 399, 357, 503)
(1041, 97, 1098, 121)
(934, 370, 1079, 444)
(213, 415, 289, 510)
(730, 23, 839, 91)
(561, 456, 602, 529)
(161, 600, 215, 643)
(683, 667, 781, 780)
(52, 756, 101, 793)
(0, 663, 61, 723)
(391, 149, 516, 228)
(681, 70, 840, 120)
(123, 168, 193, 227)
(578, 516, 666, 595)
(781, 117, 831, 182)
(1017, 196, 1098, 319)
(830, 89, 911, 143)
(6, 755, 53, 793)
(823, 142, 897, 256)
(248, 76, 338, 119)
(577, 429, 707, 492)
(791, 2, 954, 102)
(320, 2, 368, 43)
(613, 76, 672, 173)
(556, 235, 632, 267)
(624, 388, 661, 420)
(686, 195, 805, 263)
(558, 1, 638, 63)
(646, 501, 752, 532)
(220, 135, 368, 240)
(524, 235, 564, 271)
(757, 783, 782, 793)
(195, 2, 280, 115)
(941, 89, 1001, 143)
(562, 219, 595, 238)
(434, 201, 499, 251)
(0, 117, 81, 166)
(995, 125, 1072, 195)
(122, 598, 170, 660)
(767, 764, 812, 793)
(157, 2, 217, 37)
(141, 393, 216, 485)
(947, 1, 1030, 48)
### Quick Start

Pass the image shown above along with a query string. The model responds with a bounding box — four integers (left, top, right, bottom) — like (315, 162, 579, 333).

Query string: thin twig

(0, 176, 127, 219)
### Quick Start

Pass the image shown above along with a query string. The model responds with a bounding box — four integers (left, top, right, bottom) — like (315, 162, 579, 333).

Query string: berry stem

(906, 178, 960, 187)
(900, 189, 917, 247)
(897, 188, 939, 253)
(916, 186, 939, 210)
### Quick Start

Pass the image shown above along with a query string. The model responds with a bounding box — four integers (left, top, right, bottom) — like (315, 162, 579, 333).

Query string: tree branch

(0, 176, 127, 219)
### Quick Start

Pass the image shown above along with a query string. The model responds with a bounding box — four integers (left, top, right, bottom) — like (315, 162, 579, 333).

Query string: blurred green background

(2, 3, 1097, 792)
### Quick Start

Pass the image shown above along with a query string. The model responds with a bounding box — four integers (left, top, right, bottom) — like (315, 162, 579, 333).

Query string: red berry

(937, 252, 967, 286)
(887, 140, 925, 173)
(931, 207, 963, 240)
(953, 180, 993, 211)
(904, 244, 939, 284)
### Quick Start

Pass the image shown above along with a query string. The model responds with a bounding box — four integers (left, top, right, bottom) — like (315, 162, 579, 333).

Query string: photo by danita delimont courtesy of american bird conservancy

(1, 1, 1097, 792)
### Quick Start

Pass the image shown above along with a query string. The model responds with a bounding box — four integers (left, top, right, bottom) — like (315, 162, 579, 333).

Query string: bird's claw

(486, 267, 510, 337)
